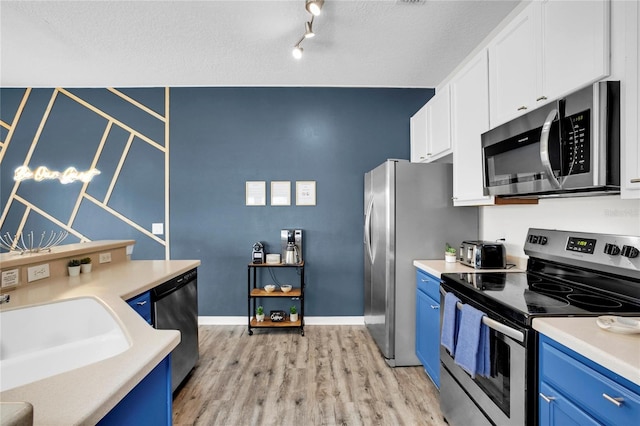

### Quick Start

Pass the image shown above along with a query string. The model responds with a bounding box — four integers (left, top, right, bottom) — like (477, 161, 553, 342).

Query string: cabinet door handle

(631, 178, 640, 183)
(517, 105, 528, 111)
(536, 96, 548, 102)
(602, 393, 624, 407)
(430, 305, 439, 310)
(137, 301, 147, 306)
(539, 393, 556, 403)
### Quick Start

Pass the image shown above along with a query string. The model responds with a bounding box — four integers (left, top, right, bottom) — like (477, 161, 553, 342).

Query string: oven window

(473, 330, 511, 417)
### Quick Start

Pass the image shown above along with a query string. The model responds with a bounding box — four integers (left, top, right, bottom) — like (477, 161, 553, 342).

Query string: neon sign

(14, 166, 101, 184)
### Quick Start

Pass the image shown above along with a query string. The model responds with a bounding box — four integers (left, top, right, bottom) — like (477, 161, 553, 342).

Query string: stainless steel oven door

(439, 290, 526, 426)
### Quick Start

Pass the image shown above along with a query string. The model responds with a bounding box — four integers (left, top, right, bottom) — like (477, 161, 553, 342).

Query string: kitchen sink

(0, 297, 130, 392)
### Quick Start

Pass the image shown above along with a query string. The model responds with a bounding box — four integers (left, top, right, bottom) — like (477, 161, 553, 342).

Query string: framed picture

(270, 181, 291, 206)
(245, 181, 266, 206)
(296, 181, 316, 206)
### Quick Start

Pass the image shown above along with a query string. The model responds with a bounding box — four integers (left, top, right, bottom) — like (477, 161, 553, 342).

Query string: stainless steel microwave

(481, 81, 620, 198)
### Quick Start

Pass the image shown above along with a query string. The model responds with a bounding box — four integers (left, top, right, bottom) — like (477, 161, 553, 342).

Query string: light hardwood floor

(172, 325, 446, 426)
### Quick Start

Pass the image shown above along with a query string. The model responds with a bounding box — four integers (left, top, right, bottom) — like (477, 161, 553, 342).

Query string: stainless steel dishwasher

(152, 268, 198, 393)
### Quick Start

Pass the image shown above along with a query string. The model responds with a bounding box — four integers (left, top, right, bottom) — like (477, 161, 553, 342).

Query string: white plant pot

(256, 313, 265, 322)
(290, 313, 299, 322)
(445, 253, 457, 263)
(81, 264, 92, 273)
(68, 266, 81, 277)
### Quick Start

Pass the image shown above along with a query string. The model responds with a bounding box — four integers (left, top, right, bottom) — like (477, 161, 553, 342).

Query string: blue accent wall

(0, 87, 433, 316)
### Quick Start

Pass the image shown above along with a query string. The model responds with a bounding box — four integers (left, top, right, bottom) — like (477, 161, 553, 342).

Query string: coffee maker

(252, 242, 265, 264)
(280, 229, 303, 264)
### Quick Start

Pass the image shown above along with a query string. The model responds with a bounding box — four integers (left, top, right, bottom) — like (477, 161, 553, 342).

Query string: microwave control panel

(561, 110, 590, 176)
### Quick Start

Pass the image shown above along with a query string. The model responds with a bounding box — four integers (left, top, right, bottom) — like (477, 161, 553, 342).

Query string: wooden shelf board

(248, 261, 305, 267)
(250, 288, 301, 297)
(251, 317, 302, 327)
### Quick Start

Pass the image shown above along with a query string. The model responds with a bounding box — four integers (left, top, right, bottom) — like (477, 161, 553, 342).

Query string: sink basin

(0, 297, 130, 392)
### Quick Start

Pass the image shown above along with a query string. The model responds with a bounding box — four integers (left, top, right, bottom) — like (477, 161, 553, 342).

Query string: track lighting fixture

(304, 20, 315, 38)
(305, 0, 324, 16)
(291, 1, 325, 59)
(292, 44, 303, 60)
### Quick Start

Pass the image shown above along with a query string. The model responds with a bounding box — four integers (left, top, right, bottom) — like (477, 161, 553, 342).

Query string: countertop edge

(413, 259, 523, 278)
(0, 240, 136, 269)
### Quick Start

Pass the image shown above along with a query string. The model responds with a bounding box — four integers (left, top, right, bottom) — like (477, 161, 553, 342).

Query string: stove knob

(604, 243, 621, 256)
(539, 236, 548, 245)
(529, 235, 539, 244)
(621, 245, 639, 258)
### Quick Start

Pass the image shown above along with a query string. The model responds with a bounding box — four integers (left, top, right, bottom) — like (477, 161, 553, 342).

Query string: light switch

(152, 223, 164, 235)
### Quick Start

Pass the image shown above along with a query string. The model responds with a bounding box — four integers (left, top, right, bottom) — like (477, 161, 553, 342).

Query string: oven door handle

(440, 287, 525, 343)
(539, 108, 562, 190)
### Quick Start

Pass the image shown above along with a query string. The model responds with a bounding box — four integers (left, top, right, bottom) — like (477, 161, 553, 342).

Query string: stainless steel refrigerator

(364, 159, 478, 367)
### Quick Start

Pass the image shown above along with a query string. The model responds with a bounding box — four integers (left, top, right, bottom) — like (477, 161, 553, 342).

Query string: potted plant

(67, 259, 81, 276)
(80, 257, 92, 273)
(290, 305, 298, 322)
(445, 244, 457, 263)
(256, 306, 265, 322)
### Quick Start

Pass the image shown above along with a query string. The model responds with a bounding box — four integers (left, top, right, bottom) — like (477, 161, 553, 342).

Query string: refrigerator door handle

(364, 197, 374, 262)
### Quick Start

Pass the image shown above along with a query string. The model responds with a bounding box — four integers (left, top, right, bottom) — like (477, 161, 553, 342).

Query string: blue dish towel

(440, 292, 460, 355)
(454, 303, 491, 378)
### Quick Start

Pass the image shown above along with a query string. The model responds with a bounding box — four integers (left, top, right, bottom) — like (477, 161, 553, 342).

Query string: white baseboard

(198, 316, 365, 326)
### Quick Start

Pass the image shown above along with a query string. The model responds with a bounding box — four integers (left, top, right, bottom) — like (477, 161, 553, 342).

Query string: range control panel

(566, 236, 597, 254)
(525, 228, 640, 280)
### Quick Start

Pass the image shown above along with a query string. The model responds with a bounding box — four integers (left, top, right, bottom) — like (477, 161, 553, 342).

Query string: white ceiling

(0, 0, 522, 88)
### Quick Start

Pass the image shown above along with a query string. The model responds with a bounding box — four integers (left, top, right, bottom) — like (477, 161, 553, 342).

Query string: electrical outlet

(99, 252, 112, 263)
(2, 269, 19, 287)
(27, 264, 50, 282)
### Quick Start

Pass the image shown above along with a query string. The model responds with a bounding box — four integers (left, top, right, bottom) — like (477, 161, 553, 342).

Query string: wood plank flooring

(172, 325, 446, 426)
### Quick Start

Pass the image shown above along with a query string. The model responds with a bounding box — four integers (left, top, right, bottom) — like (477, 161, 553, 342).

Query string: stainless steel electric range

(439, 228, 640, 426)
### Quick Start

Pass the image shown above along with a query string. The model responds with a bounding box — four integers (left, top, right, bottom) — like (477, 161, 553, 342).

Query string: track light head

(304, 21, 315, 38)
(305, 0, 324, 16)
(292, 45, 303, 59)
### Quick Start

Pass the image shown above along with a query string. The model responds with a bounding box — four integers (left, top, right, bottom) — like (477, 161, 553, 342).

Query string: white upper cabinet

(541, 0, 610, 102)
(488, 6, 540, 127)
(489, 0, 610, 128)
(425, 84, 452, 162)
(622, 0, 640, 199)
(410, 103, 428, 163)
(450, 50, 495, 206)
(410, 86, 452, 163)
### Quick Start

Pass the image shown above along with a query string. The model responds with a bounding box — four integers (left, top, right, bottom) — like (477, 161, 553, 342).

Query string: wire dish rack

(0, 230, 69, 254)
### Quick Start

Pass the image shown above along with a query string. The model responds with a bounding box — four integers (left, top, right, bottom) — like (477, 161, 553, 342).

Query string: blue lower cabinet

(98, 355, 172, 426)
(415, 269, 440, 388)
(127, 291, 152, 325)
(538, 335, 640, 426)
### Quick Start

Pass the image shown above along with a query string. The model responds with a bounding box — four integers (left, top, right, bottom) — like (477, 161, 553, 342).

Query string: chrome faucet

(0, 294, 10, 304)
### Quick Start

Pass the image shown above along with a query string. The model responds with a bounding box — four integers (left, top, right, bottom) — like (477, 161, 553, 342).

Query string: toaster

(459, 240, 507, 269)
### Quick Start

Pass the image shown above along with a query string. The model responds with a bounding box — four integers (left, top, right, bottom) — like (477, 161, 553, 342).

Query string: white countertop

(533, 317, 640, 386)
(413, 259, 523, 278)
(0, 259, 200, 425)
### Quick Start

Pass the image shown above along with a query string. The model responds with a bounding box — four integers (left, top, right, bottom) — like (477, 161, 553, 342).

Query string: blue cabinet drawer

(540, 337, 640, 426)
(416, 269, 441, 301)
(127, 292, 152, 325)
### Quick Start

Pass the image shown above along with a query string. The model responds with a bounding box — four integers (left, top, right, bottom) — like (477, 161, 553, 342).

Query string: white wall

(480, 196, 640, 259)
